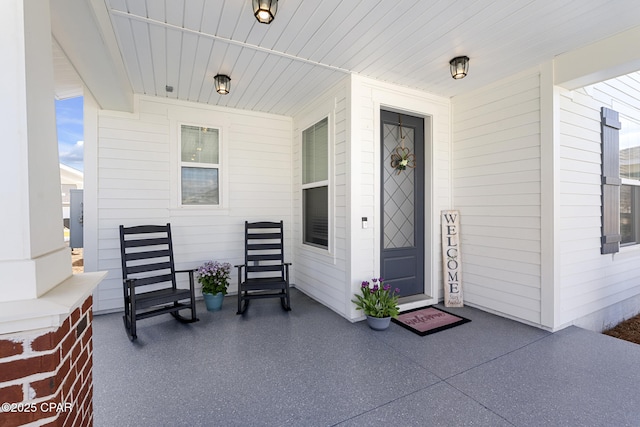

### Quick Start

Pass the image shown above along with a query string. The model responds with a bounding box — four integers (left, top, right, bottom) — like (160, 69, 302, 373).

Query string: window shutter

(601, 107, 622, 254)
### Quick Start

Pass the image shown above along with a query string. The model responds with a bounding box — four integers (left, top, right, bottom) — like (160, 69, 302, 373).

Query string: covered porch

(4, 1, 640, 425)
(93, 289, 640, 426)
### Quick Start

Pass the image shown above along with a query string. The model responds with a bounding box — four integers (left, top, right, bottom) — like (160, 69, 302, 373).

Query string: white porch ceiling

(53, 0, 640, 116)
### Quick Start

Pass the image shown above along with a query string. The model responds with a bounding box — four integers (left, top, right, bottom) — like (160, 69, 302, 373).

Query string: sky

(56, 97, 84, 172)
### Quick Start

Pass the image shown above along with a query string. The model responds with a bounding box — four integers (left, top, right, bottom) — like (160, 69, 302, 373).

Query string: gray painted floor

(92, 289, 640, 426)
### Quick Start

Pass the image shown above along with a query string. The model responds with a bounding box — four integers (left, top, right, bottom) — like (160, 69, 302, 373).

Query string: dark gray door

(380, 110, 425, 297)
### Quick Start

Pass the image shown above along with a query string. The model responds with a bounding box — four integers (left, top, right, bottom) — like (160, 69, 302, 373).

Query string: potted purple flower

(197, 260, 232, 311)
(351, 277, 400, 330)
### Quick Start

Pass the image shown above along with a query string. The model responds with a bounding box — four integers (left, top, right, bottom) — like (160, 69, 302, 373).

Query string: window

(180, 125, 220, 205)
(302, 118, 329, 248)
(620, 117, 640, 245)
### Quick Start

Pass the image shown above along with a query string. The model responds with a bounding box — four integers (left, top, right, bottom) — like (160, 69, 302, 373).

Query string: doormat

(392, 306, 470, 336)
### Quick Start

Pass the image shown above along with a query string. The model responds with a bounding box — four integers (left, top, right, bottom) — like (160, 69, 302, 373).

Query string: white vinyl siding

(93, 95, 292, 312)
(292, 75, 449, 319)
(558, 72, 640, 328)
(452, 69, 542, 325)
(292, 78, 347, 314)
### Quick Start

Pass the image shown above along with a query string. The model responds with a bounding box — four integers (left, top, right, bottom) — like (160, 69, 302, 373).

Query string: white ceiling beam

(554, 25, 640, 90)
(51, 0, 133, 112)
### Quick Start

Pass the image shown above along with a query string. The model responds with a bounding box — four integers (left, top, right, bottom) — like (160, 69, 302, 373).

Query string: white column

(0, 0, 71, 302)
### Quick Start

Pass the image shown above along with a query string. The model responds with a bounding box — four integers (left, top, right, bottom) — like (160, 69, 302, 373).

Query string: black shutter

(601, 107, 622, 254)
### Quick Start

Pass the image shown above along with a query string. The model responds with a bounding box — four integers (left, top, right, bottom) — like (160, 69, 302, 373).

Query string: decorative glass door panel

(380, 111, 424, 297)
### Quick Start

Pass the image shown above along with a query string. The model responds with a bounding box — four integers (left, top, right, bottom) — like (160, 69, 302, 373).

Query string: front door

(380, 110, 425, 297)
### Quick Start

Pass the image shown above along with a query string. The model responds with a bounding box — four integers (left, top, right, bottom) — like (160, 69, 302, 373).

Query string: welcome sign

(441, 210, 463, 307)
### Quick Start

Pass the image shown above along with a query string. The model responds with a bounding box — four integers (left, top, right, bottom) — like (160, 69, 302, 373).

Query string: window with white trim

(620, 116, 640, 245)
(180, 125, 220, 206)
(302, 118, 329, 249)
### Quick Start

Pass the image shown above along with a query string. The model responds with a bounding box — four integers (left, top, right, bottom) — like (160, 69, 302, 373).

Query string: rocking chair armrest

(175, 269, 196, 289)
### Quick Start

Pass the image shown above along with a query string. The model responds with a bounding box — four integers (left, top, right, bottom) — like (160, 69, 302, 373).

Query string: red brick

(0, 384, 23, 403)
(2, 410, 40, 427)
(30, 360, 70, 398)
(76, 349, 88, 375)
(81, 361, 91, 385)
(0, 339, 23, 358)
(81, 325, 93, 348)
(41, 419, 62, 427)
(0, 351, 60, 383)
(61, 330, 76, 360)
(81, 412, 91, 427)
(30, 375, 57, 398)
(62, 410, 75, 427)
(55, 358, 71, 391)
(70, 308, 81, 327)
(31, 319, 69, 352)
(81, 295, 93, 314)
(71, 340, 81, 363)
(62, 370, 74, 399)
(1, 392, 61, 427)
(72, 376, 82, 401)
(84, 386, 93, 412)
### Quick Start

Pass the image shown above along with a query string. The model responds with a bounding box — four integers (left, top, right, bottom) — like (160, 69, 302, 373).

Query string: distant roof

(60, 163, 83, 187)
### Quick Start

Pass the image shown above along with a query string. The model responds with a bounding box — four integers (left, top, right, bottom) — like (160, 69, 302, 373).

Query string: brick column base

(0, 295, 94, 426)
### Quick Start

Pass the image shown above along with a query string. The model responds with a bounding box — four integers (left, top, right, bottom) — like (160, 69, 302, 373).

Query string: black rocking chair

(236, 221, 292, 315)
(119, 224, 198, 340)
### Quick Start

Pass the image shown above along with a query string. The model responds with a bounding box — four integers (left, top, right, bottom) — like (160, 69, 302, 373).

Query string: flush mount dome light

(449, 56, 469, 79)
(253, 0, 277, 24)
(214, 74, 231, 95)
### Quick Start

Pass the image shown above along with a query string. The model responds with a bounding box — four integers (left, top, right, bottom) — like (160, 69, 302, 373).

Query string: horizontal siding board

(454, 181, 540, 197)
(455, 194, 540, 207)
(463, 224, 540, 240)
(452, 70, 542, 325)
(94, 96, 294, 313)
(461, 215, 540, 229)
(464, 236, 540, 255)
(464, 253, 540, 276)
(453, 72, 540, 114)
(464, 244, 541, 265)
(558, 72, 640, 324)
(454, 170, 540, 188)
(454, 134, 540, 160)
(465, 289, 540, 324)
(454, 98, 540, 131)
(454, 146, 541, 170)
(454, 110, 540, 142)
(100, 138, 170, 153)
(464, 269, 541, 295)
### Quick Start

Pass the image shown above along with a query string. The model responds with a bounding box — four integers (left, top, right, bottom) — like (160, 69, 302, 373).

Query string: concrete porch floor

(92, 289, 640, 426)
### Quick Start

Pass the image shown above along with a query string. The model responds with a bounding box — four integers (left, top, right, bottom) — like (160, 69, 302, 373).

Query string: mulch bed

(603, 313, 640, 345)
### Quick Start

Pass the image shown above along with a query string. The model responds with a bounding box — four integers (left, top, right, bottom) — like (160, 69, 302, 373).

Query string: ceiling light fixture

(449, 56, 469, 79)
(214, 74, 231, 95)
(253, 0, 278, 24)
